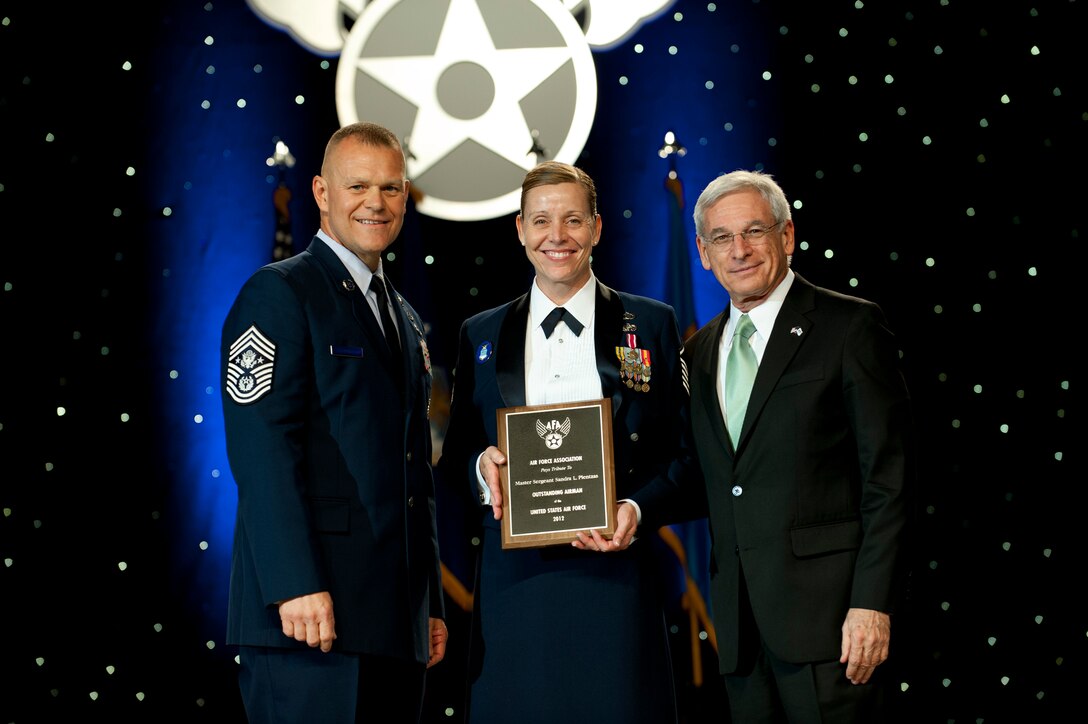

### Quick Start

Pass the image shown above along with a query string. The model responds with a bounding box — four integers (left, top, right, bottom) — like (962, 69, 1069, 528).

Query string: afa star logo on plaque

(247, 0, 677, 220)
(536, 417, 572, 450)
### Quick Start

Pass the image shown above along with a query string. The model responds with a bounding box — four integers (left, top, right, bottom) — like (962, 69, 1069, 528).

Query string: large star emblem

(335, 0, 597, 221)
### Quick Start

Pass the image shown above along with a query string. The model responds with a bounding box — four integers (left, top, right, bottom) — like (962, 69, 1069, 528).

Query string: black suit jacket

(686, 272, 913, 672)
(221, 237, 443, 665)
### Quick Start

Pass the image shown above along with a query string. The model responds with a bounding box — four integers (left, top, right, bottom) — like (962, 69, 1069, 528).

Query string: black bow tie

(541, 307, 584, 338)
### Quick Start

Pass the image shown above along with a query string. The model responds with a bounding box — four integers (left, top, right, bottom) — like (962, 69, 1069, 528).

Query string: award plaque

(496, 398, 616, 549)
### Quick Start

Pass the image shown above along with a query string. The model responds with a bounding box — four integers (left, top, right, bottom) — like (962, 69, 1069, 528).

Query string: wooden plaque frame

(496, 398, 615, 549)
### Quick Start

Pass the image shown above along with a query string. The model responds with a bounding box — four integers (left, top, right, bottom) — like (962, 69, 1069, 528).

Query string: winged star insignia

(537, 417, 572, 450)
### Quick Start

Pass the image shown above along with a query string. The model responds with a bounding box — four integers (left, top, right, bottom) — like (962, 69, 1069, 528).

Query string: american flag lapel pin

(791, 326, 803, 336)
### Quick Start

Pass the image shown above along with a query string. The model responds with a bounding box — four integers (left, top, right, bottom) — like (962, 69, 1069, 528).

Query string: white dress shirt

(525, 275, 603, 406)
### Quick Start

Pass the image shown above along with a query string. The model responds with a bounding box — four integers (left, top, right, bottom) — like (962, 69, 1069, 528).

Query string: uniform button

(408, 496, 415, 508)
(406, 451, 413, 462)
(630, 432, 639, 442)
(731, 485, 743, 497)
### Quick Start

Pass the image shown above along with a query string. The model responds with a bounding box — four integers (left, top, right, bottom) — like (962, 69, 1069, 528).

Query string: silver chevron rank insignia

(226, 324, 276, 405)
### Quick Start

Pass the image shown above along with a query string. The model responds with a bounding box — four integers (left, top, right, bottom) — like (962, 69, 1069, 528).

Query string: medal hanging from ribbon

(615, 334, 652, 392)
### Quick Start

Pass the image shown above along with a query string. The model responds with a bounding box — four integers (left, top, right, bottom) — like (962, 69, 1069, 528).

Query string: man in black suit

(439, 161, 693, 723)
(685, 169, 914, 722)
(220, 122, 446, 723)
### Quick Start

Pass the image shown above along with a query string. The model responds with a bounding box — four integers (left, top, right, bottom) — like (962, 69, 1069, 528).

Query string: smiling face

(312, 136, 408, 271)
(516, 181, 601, 305)
(696, 189, 794, 312)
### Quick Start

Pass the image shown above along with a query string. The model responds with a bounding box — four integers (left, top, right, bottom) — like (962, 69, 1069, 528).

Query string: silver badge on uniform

(226, 324, 276, 404)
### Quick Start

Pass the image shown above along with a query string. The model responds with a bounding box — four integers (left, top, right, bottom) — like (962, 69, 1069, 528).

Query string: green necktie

(725, 314, 758, 449)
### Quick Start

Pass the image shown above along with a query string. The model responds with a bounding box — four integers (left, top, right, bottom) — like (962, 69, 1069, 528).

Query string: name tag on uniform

(329, 345, 365, 358)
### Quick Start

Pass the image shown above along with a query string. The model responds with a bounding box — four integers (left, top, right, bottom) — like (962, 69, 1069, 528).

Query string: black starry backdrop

(0, 0, 1082, 722)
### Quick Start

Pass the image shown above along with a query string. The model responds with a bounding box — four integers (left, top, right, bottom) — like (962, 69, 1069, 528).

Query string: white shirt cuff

(476, 451, 490, 504)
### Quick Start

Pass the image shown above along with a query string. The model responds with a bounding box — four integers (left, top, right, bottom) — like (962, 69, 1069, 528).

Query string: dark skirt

(466, 526, 678, 724)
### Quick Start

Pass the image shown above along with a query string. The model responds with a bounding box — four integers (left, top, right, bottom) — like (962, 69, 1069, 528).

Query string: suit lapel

(694, 310, 731, 455)
(496, 294, 529, 408)
(736, 275, 816, 452)
(385, 276, 420, 407)
(593, 282, 625, 418)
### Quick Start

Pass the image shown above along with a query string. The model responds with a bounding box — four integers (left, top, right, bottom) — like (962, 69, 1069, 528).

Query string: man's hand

(840, 607, 890, 684)
(278, 591, 337, 653)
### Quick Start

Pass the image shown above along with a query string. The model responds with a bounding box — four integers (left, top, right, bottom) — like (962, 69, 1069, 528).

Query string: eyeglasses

(702, 220, 784, 251)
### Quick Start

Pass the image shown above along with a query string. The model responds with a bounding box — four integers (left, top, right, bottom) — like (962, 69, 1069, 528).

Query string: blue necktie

(371, 275, 401, 358)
